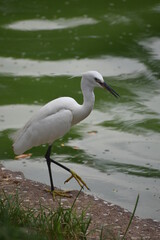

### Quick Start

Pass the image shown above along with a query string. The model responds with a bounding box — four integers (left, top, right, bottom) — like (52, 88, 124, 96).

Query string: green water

(0, 0, 160, 220)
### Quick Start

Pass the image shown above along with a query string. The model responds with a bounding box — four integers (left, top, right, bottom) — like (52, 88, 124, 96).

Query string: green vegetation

(122, 194, 139, 240)
(0, 190, 91, 240)
(0, 190, 139, 240)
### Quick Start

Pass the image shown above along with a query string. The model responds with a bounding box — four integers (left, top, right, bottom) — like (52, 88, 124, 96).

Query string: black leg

(50, 158, 71, 172)
(45, 145, 89, 191)
(45, 145, 54, 191)
(46, 145, 71, 173)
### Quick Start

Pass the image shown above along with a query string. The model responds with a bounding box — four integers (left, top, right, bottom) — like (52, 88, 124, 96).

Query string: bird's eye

(94, 77, 99, 82)
(94, 77, 101, 84)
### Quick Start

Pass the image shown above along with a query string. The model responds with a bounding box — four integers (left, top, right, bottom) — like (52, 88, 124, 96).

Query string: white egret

(12, 71, 119, 196)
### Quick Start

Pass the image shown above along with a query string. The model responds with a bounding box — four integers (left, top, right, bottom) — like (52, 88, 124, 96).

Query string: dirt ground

(0, 164, 160, 240)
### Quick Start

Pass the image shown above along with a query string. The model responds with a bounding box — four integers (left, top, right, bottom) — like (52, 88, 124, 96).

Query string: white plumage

(12, 71, 119, 194)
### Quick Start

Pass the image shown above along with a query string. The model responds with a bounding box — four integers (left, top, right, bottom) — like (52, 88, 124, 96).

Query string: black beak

(101, 82, 120, 98)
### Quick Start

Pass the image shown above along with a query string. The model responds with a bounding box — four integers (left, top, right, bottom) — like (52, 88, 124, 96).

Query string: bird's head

(82, 71, 119, 98)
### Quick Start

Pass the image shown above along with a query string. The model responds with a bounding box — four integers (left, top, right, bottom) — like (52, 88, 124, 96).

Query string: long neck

(80, 78, 95, 120)
(72, 78, 95, 125)
(82, 84, 95, 111)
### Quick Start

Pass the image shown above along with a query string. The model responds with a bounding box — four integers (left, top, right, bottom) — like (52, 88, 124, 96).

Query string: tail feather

(10, 128, 30, 155)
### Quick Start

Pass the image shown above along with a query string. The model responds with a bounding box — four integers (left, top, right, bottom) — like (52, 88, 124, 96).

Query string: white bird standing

(12, 71, 119, 196)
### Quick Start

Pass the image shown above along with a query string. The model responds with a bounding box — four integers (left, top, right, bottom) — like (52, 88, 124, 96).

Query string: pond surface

(0, 0, 160, 221)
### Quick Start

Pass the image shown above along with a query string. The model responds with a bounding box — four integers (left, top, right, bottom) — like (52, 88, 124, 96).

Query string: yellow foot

(64, 170, 90, 190)
(45, 188, 72, 198)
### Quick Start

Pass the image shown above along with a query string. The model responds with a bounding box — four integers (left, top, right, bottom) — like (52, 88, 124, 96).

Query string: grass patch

(0, 190, 139, 240)
(0, 190, 91, 240)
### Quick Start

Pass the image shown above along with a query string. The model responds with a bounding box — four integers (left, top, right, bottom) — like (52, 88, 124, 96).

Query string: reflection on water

(153, 4, 160, 13)
(4, 17, 98, 31)
(139, 37, 160, 60)
(103, 14, 131, 25)
(0, 105, 40, 131)
(143, 93, 160, 114)
(0, 56, 148, 77)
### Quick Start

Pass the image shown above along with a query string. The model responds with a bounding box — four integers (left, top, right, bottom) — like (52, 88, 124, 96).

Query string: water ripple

(0, 56, 148, 77)
(4, 17, 98, 31)
(139, 37, 160, 60)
